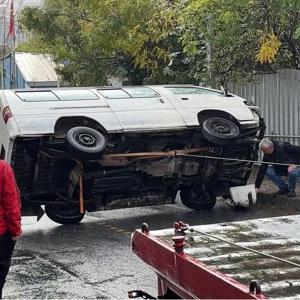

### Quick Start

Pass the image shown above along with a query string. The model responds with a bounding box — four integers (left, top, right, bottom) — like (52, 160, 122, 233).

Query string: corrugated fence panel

(229, 69, 300, 145)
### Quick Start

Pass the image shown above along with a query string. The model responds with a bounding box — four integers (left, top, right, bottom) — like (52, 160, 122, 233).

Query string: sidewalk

(248, 169, 300, 212)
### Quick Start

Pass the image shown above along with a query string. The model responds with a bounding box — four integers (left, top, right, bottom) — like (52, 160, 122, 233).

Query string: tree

(18, 0, 197, 85)
(177, 0, 300, 85)
(18, 0, 300, 86)
(19, 0, 158, 85)
(19, 1, 107, 85)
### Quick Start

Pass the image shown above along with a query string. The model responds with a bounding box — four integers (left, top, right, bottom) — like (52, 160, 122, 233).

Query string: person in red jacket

(0, 160, 22, 299)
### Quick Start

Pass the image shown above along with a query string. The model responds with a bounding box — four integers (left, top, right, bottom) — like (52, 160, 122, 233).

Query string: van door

(98, 87, 186, 131)
(159, 86, 255, 126)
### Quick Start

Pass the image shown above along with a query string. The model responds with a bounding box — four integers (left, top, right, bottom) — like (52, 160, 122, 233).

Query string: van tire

(180, 187, 216, 210)
(45, 205, 85, 225)
(66, 126, 106, 159)
(202, 117, 240, 146)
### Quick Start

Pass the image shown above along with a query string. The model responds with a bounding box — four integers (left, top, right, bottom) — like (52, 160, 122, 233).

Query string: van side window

(98, 87, 160, 99)
(15, 90, 100, 102)
(15, 91, 59, 102)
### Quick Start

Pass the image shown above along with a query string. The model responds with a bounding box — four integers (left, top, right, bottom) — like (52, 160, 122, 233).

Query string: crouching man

(255, 138, 300, 198)
(0, 160, 22, 299)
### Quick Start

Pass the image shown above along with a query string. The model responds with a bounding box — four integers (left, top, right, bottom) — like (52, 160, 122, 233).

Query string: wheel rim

(73, 132, 98, 148)
(189, 188, 210, 203)
(208, 120, 235, 136)
(180, 187, 216, 210)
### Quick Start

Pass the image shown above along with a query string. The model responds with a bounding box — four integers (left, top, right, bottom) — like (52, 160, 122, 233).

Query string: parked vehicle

(130, 216, 300, 299)
(0, 85, 264, 224)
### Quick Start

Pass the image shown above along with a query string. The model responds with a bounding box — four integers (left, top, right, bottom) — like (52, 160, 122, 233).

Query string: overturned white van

(0, 85, 265, 224)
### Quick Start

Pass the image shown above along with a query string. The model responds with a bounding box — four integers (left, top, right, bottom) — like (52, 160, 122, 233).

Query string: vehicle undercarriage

(12, 119, 265, 224)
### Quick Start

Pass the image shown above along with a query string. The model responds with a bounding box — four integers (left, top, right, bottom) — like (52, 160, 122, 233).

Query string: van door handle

(159, 98, 165, 103)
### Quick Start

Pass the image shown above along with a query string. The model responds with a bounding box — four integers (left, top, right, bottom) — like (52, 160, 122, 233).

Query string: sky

(23, 0, 43, 5)
(0, 0, 43, 45)
(18, 0, 43, 9)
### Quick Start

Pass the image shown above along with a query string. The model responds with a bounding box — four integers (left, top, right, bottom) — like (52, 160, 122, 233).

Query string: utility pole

(12, 25, 16, 89)
(11, 0, 16, 89)
(1, 3, 6, 89)
(206, 14, 215, 88)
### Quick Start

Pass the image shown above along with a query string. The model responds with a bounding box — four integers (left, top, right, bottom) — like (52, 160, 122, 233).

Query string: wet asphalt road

(4, 196, 299, 299)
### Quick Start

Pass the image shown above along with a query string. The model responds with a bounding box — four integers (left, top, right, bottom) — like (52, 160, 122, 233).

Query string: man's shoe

(287, 191, 296, 198)
(273, 188, 288, 196)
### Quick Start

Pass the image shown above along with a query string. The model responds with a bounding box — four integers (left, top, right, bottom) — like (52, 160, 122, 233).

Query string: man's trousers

(266, 166, 300, 191)
(0, 232, 16, 299)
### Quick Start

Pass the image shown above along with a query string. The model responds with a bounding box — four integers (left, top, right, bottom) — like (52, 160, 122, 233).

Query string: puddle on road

(5, 249, 108, 299)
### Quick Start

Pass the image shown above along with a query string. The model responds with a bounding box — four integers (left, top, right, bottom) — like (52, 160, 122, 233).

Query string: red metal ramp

(131, 215, 300, 299)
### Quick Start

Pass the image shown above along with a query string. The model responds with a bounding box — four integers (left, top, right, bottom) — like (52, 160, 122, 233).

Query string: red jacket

(0, 160, 22, 237)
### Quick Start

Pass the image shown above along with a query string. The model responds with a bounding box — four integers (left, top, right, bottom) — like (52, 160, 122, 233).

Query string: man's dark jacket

(255, 141, 300, 188)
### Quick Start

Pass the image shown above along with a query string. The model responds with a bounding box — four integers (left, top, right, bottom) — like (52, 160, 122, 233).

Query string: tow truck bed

(131, 215, 300, 299)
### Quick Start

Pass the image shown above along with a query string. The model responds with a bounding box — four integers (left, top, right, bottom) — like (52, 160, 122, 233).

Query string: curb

(257, 193, 300, 211)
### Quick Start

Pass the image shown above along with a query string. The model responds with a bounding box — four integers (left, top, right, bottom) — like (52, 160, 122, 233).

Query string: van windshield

(166, 87, 221, 96)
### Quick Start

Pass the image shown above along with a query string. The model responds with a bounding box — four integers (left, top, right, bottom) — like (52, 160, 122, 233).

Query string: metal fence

(229, 69, 300, 145)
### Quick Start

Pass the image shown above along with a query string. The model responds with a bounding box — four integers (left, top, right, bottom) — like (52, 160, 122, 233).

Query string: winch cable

(179, 153, 300, 168)
(176, 153, 300, 267)
(188, 227, 300, 269)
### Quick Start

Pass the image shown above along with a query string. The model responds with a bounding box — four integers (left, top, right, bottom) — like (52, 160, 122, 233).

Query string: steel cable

(188, 227, 300, 269)
(179, 153, 300, 168)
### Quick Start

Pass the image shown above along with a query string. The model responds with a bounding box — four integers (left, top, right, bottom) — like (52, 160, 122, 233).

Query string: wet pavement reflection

(5, 196, 299, 299)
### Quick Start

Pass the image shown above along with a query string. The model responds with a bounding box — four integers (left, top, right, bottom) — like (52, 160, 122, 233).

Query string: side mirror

(220, 85, 228, 97)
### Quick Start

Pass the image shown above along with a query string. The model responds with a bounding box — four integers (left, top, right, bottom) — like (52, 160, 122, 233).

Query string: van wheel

(45, 205, 85, 225)
(202, 117, 240, 146)
(66, 126, 106, 159)
(180, 187, 216, 210)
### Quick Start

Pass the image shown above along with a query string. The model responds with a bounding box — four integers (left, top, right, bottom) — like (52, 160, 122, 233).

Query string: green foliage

(19, 1, 108, 85)
(19, 0, 152, 85)
(16, 37, 50, 54)
(172, 0, 300, 85)
(18, 0, 300, 86)
(19, 0, 195, 85)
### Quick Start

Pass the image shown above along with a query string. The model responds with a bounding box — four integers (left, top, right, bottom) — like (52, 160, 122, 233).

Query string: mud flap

(37, 206, 45, 221)
(68, 164, 82, 197)
(68, 162, 85, 214)
(229, 184, 256, 208)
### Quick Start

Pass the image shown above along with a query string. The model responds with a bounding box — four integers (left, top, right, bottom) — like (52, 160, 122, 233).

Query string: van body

(0, 86, 265, 224)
